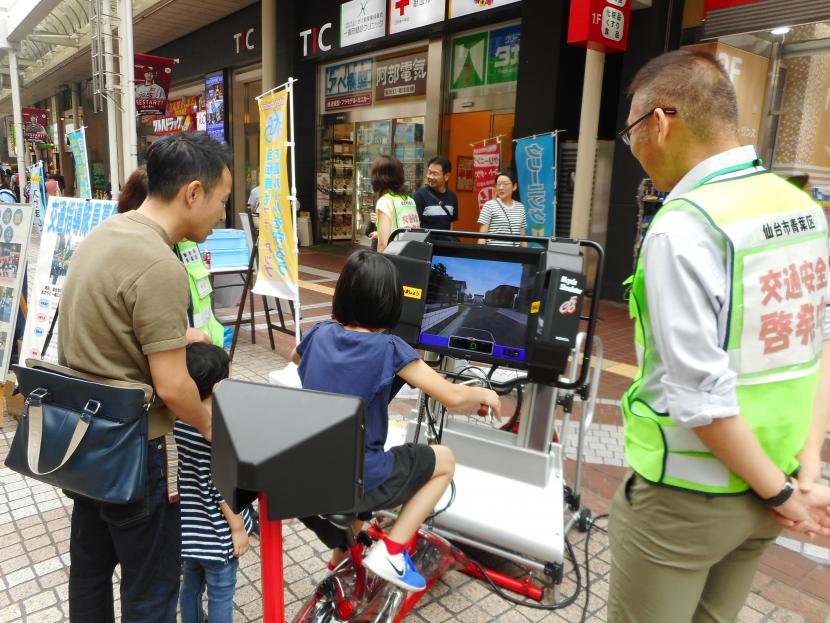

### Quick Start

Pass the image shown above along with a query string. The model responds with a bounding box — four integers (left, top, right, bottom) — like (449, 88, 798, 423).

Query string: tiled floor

(0, 244, 828, 622)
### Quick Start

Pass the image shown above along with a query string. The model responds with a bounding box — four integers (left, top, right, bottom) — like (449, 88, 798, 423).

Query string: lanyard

(693, 159, 762, 189)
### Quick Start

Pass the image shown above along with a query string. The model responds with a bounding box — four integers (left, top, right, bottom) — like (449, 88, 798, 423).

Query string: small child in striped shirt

(176, 343, 253, 623)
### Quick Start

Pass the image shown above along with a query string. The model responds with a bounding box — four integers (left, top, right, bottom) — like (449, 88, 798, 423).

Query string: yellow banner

(254, 89, 298, 301)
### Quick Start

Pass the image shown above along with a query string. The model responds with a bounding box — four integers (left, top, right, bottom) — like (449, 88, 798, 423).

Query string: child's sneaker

(362, 540, 426, 592)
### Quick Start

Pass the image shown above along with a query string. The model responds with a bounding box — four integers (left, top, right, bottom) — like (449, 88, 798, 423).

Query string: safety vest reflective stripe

(623, 170, 828, 494)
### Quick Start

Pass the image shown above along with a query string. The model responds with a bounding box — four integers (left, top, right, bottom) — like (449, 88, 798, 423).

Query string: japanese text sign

(740, 230, 828, 377)
(567, 0, 630, 54)
(254, 89, 298, 302)
(22, 108, 49, 143)
(341, 0, 386, 47)
(134, 53, 175, 116)
(487, 25, 521, 85)
(375, 50, 428, 101)
(515, 133, 557, 237)
(473, 140, 501, 209)
(449, 0, 519, 18)
(67, 128, 92, 200)
(21, 197, 118, 363)
(389, 0, 445, 34)
(325, 58, 374, 111)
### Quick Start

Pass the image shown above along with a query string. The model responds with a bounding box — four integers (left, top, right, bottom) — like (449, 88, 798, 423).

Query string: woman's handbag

(4, 359, 154, 503)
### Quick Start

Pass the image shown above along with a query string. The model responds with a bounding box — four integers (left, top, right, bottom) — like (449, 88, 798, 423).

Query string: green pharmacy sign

(451, 32, 487, 90)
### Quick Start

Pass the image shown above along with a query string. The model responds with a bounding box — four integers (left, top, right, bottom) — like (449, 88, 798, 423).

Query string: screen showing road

(418, 254, 537, 363)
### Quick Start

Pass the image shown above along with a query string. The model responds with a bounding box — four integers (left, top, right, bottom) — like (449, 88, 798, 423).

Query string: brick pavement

(0, 244, 828, 622)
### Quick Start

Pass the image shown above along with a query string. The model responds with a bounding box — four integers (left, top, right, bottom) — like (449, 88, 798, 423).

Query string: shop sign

(567, 0, 630, 54)
(152, 115, 197, 135)
(449, 0, 520, 19)
(487, 25, 520, 85)
(473, 139, 501, 208)
(22, 108, 48, 143)
(166, 95, 201, 117)
(205, 72, 226, 142)
(704, 0, 759, 12)
(341, 0, 387, 48)
(325, 58, 374, 111)
(389, 0, 445, 34)
(134, 53, 175, 116)
(375, 50, 428, 101)
(451, 31, 487, 89)
(299, 22, 335, 57)
(233, 28, 256, 54)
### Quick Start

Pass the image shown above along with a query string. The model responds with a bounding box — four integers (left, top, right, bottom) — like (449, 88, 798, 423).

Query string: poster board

(0, 203, 34, 382)
(20, 197, 118, 363)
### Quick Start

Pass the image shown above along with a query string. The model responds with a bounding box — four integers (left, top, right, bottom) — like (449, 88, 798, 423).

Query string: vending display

(318, 122, 355, 242)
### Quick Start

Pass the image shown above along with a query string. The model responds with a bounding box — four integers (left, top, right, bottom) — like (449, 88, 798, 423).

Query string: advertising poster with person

(0, 203, 33, 381)
(21, 108, 49, 143)
(134, 53, 175, 116)
(20, 197, 117, 364)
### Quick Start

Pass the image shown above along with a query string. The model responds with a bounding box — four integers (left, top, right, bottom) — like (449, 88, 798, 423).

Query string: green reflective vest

(384, 194, 420, 231)
(176, 241, 225, 348)
(624, 168, 828, 494)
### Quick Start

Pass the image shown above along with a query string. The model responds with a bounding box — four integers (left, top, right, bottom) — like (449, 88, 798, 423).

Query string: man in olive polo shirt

(58, 132, 231, 622)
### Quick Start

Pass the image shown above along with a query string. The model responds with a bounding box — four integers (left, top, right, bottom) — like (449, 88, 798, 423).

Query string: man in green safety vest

(607, 50, 830, 622)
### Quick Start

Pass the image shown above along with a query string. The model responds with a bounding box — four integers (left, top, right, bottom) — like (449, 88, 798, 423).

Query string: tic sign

(567, 0, 630, 54)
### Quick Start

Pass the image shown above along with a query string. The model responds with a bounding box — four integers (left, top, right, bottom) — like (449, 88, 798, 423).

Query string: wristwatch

(760, 476, 794, 508)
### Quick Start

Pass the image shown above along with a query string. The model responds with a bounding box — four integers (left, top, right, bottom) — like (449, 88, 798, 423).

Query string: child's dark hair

(185, 343, 230, 400)
(332, 250, 402, 329)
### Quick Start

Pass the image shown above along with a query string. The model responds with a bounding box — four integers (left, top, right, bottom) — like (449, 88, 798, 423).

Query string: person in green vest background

(118, 166, 223, 348)
(608, 49, 830, 622)
(370, 155, 420, 253)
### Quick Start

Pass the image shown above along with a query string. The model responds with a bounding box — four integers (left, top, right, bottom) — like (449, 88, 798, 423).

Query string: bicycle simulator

(213, 228, 605, 622)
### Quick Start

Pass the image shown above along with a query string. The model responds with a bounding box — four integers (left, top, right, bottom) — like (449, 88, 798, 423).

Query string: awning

(701, 0, 830, 39)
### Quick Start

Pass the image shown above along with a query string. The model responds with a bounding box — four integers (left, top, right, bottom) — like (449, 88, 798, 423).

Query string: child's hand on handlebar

(477, 390, 500, 419)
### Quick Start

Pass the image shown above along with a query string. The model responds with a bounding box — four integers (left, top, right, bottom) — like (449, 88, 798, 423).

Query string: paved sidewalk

(0, 244, 828, 622)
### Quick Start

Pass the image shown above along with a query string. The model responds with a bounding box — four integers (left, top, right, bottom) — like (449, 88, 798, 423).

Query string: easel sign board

(20, 197, 118, 364)
(0, 203, 34, 382)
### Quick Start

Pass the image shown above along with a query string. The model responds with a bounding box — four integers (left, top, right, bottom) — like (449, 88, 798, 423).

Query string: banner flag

(473, 138, 501, 209)
(20, 197, 118, 363)
(28, 161, 47, 230)
(515, 133, 557, 237)
(67, 128, 92, 199)
(253, 88, 299, 302)
(134, 53, 175, 116)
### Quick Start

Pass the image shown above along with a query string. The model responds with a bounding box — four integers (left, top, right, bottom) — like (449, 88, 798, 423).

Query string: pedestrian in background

(414, 156, 458, 237)
(371, 155, 419, 253)
(478, 171, 526, 247)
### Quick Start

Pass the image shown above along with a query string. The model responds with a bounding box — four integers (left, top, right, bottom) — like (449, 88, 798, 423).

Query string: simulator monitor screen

(418, 252, 539, 364)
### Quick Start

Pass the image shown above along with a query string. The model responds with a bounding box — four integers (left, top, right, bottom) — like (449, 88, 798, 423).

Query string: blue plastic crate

(197, 229, 249, 268)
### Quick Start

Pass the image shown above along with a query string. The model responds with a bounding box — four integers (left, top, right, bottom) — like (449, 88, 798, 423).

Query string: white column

(118, 0, 138, 172)
(8, 49, 27, 183)
(261, 0, 277, 91)
(49, 94, 66, 175)
(102, 11, 122, 196)
(71, 84, 80, 132)
(569, 48, 605, 241)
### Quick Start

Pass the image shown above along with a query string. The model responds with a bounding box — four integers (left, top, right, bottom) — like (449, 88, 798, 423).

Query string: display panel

(417, 244, 542, 365)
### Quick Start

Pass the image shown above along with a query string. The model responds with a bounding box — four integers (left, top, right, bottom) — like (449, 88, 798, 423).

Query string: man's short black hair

(185, 342, 230, 400)
(146, 132, 231, 201)
(428, 156, 452, 174)
(332, 250, 402, 330)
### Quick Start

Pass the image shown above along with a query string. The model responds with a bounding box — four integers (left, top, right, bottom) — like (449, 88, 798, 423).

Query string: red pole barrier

(259, 493, 284, 623)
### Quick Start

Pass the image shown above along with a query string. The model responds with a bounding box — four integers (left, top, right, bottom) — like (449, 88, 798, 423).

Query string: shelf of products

(317, 122, 355, 242)
(633, 178, 669, 272)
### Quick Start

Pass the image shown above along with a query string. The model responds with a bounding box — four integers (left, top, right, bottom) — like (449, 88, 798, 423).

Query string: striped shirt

(175, 421, 253, 563)
(478, 199, 527, 246)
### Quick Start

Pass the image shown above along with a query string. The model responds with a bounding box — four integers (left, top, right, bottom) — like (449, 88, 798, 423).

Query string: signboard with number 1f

(567, 0, 630, 54)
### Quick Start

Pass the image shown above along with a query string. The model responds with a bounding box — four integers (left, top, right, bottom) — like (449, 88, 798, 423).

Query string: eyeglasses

(617, 107, 677, 146)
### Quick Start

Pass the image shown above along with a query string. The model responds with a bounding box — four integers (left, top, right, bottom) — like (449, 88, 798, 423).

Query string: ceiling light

(771, 26, 791, 35)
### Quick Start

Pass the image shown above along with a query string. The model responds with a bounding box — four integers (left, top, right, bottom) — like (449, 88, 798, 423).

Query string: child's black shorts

(298, 443, 436, 550)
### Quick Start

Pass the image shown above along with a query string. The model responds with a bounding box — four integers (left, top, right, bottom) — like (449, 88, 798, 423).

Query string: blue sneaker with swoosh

(362, 540, 426, 592)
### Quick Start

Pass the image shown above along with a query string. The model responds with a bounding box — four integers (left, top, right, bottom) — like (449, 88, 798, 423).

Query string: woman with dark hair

(371, 155, 419, 252)
(478, 170, 527, 247)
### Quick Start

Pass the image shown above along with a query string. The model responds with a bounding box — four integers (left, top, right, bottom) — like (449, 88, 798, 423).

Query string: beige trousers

(607, 472, 781, 623)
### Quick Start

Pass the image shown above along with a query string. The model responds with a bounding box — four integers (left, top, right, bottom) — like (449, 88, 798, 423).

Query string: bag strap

(495, 199, 517, 236)
(24, 358, 155, 404)
(25, 389, 95, 476)
(424, 187, 453, 219)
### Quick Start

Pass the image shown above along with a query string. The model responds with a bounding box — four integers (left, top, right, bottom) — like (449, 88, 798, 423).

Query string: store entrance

(318, 110, 426, 245)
